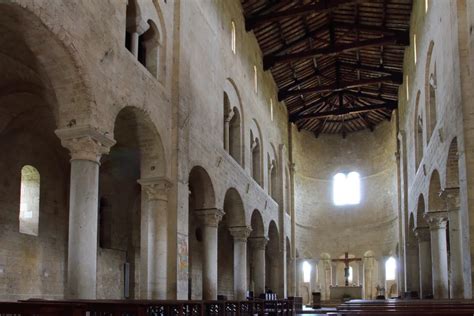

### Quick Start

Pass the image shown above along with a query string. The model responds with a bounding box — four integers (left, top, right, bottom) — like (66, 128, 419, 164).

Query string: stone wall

(293, 120, 398, 260)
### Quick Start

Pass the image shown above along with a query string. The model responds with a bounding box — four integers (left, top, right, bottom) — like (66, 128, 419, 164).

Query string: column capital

(138, 177, 173, 201)
(55, 126, 116, 163)
(229, 226, 252, 242)
(249, 236, 268, 250)
(424, 211, 448, 230)
(195, 208, 225, 227)
(414, 226, 431, 242)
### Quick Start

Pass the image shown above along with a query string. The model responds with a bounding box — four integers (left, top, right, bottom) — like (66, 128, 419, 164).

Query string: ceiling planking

(241, 0, 412, 137)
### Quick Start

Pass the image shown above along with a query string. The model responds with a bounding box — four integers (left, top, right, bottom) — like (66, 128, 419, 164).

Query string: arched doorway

(266, 221, 280, 295)
(218, 188, 248, 300)
(99, 106, 167, 299)
(0, 3, 89, 300)
(188, 166, 216, 300)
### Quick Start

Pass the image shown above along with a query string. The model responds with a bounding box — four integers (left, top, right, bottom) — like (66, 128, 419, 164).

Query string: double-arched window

(333, 172, 361, 206)
(19, 165, 40, 236)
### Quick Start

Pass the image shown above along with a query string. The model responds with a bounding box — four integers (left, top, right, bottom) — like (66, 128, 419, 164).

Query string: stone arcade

(1, 0, 474, 314)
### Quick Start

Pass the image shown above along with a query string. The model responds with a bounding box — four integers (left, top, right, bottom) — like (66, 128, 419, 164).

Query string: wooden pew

(3, 298, 295, 315)
(328, 299, 474, 315)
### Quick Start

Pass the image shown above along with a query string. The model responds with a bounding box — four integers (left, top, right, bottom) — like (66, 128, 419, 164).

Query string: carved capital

(195, 208, 225, 227)
(229, 226, 252, 242)
(55, 126, 116, 163)
(249, 236, 268, 250)
(414, 226, 430, 242)
(424, 211, 448, 230)
(138, 177, 172, 201)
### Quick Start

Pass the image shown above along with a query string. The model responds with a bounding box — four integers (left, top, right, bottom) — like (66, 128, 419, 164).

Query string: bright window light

(425, 0, 429, 13)
(406, 75, 409, 100)
(385, 257, 397, 281)
(333, 172, 361, 206)
(414, 34, 417, 65)
(270, 98, 274, 121)
(231, 21, 236, 54)
(348, 266, 353, 283)
(303, 261, 311, 283)
(254, 65, 258, 93)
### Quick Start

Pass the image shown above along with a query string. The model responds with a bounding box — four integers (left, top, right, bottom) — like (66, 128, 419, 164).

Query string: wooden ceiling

(241, 0, 413, 137)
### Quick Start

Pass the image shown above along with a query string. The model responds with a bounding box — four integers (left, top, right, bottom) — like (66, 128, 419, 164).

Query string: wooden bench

(0, 298, 295, 315)
(328, 299, 474, 315)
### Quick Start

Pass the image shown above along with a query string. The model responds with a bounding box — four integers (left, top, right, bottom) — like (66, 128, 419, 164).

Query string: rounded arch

(416, 193, 426, 227)
(110, 106, 166, 178)
(428, 169, 443, 213)
(425, 40, 436, 141)
(414, 90, 424, 170)
(189, 166, 216, 210)
(223, 188, 246, 227)
(250, 119, 264, 186)
(445, 137, 459, 189)
(223, 82, 243, 166)
(0, 3, 96, 128)
(250, 209, 265, 237)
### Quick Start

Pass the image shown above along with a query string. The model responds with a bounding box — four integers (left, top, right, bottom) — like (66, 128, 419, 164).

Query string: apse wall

(293, 120, 399, 260)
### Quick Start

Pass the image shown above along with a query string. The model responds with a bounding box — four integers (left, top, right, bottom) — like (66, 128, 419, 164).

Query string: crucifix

(332, 252, 362, 286)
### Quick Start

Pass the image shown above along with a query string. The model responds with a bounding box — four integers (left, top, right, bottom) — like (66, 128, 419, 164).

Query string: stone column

(414, 226, 432, 298)
(378, 256, 387, 291)
(131, 32, 139, 57)
(55, 127, 115, 299)
(363, 255, 375, 299)
(229, 226, 252, 300)
(195, 208, 225, 300)
(425, 212, 449, 299)
(331, 262, 337, 286)
(443, 189, 464, 298)
(224, 108, 235, 152)
(358, 262, 364, 286)
(138, 177, 172, 299)
(405, 236, 420, 294)
(249, 236, 268, 297)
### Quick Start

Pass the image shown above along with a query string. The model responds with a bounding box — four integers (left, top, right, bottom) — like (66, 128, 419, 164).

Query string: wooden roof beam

(264, 34, 409, 70)
(245, 0, 360, 31)
(291, 101, 397, 122)
(279, 74, 402, 99)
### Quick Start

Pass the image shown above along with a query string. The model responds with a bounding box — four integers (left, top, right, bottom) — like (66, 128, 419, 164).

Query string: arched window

(303, 261, 312, 283)
(385, 257, 397, 281)
(413, 34, 417, 65)
(414, 91, 424, 169)
(253, 65, 258, 93)
(125, 0, 139, 54)
(19, 165, 40, 236)
(348, 266, 354, 284)
(138, 20, 162, 78)
(270, 98, 274, 121)
(269, 159, 277, 200)
(231, 21, 236, 54)
(333, 172, 361, 206)
(251, 132, 262, 185)
(426, 42, 437, 142)
(223, 92, 242, 164)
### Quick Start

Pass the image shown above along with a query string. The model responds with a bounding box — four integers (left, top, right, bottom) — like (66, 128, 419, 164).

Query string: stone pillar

(55, 127, 115, 299)
(425, 212, 449, 299)
(443, 189, 464, 298)
(224, 108, 235, 152)
(131, 32, 139, 57)
(378, 256, 387, 291)
(363, 255, 375, 299)
(414, 226, 432, 298)
(249, 237, 268, 297)
(358, 262, 364, 286)
(405, 236, 420, 294)
(229, 226, 252, 300)
(195, 208, 225, 300)
(331, 262, 337, 286)
(138, 177, 172, 299)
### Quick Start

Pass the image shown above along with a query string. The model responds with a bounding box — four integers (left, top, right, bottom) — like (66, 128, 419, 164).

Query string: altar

(329, 285, 362, 300)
